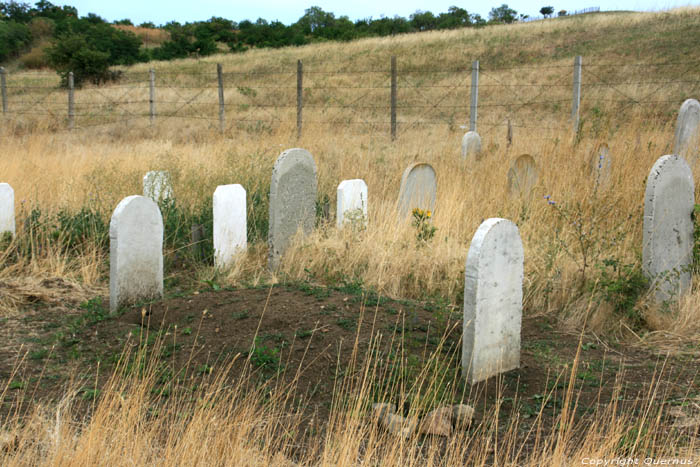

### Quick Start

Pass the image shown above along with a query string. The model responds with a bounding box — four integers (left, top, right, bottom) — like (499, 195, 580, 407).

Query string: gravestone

(213, 184, 247, 269)
(143, 171, 173, 203)
(0, 183, 14, 237)
(590, 142, 612, 189)
(337, 179, 368, 229)
(109, 195, 163, 313)
(507, 154, 538, 197)
(673, 98, 700, 163)
(397, 163, 437, 219)
(643, 154, 695, 303)
(463, 218, 523, 384)
(268, 148, 317, 270)
(461, 131, 482, 160)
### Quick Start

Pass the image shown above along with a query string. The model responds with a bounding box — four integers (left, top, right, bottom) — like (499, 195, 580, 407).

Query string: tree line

(0, 1, 529, 85)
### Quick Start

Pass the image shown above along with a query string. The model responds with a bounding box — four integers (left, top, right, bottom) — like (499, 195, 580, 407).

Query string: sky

(56, 0, 698, 26)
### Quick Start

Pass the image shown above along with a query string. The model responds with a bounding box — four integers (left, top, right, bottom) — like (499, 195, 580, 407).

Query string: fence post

(296, 59, 303, 139)
(0, 67, 6, 115)
(68, 72, 74, 130)
(572, 55, 582, 136)
(391, 56, 397, 141)
(470, 60, 479, 132)
(217, 63, 225, 134)
(149, 68, 156, 124)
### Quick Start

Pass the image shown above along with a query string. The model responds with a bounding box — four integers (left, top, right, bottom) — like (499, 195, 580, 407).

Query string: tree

(488, 4, 518, 24)
(114, 19, 133, 26)
(410, 10, 436, 31)
(539, 6, 554, 18)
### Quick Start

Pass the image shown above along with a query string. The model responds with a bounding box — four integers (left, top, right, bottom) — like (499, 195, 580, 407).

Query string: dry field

(0, 8, 699, 465)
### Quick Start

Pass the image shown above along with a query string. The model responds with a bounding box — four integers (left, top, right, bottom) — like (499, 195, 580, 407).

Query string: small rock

(452, 404, 475, 428)
(419, 407, 453, 437)
(380, 413, 417, 439)
(372, 403, 395, 420)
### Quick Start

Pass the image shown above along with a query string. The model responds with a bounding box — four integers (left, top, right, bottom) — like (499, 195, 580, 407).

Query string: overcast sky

(60, 0, 697, 25)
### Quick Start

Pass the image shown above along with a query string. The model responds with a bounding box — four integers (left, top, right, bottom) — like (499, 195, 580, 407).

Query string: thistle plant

(412, 208, 436, 244)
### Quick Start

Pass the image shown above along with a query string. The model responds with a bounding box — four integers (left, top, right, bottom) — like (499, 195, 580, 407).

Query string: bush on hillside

(0, 20, 31, 61)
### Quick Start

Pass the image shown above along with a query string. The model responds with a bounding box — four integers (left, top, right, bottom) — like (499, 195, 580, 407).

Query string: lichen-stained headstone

(143, 171, 173, 203)
(0, 183, 15, 237)
(109, 195, 163, 313)
(462, 218, 523, 384)
(337, 179, 368, 229)
(213, 184, 247, 269)
(507, 154, 538, 197)
(590, 142, 612, 189)
(268, 148, 318, 270)
(673, 98, 700, 163)
(461, 131, 482, 160)
(643, 155, 695, 303)
(397, 163, 437, 219)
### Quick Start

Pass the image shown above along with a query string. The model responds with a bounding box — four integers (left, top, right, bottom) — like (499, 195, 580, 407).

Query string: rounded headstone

(337, 179, 368, 229)
(109, 195, 164, 313)
(397, 162, 437, 219)
(507, 154, 538, 197)
(643, 154, 695, 303)
(461, 131, 482, 160)
(268, 148, 318, 270)
(589, 142, 612, 189)
(673, 98, 700, 163)
(213, 184, 247, 269)
(0, 183, 15, 237)
(143, 171, 173, 203)
(463, 218, 523, 384)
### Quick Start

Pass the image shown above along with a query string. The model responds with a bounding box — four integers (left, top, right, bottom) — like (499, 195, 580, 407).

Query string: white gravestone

(590, 143, 612, 189)
(0, 183, 15, 237)
(397, 163, 437, 219)
(673, 98, 700, 163)
(268, 148, 318, 270)
(463, 218, 523, 384)
(109, 195, 164, 313)
(461, 131, 482, 160)
(643, 154, 695, 303)
(507, 154, 538, 197)
(213, 184, 247, 269)
(337, 179, 368, 229)
(143, 171, 173, 203)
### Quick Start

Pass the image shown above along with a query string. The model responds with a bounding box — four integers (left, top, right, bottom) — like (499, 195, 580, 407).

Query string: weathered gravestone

(143, 171, 173, 203)
(268, 148, 317, 270)
(643, 155, 695, 303)
(337, 179, 368, 229)
(213, 184, 247, 269)
(590, 142, 612, 189)
(461, 131, 482, 160)
(0, 183, 15, 237)
(110, 195, 163, 313)
(463, 218, 523, 384)
(507, 154, 538, 197)
(397, 163, 437, 219)
(673, 98, 700, 163)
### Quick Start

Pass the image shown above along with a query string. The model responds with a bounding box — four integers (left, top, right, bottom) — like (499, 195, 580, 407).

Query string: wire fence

(0, 55, 698, 139)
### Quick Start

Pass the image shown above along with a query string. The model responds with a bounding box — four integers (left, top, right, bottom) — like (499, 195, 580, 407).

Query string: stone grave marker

(462, 218, 523, 384)
(268, 148, 317, 269)
(590, 142, 612, 189)
(397, 163, 437, 219)
(461, 131, 482, 160)
(213, 184, 247, 269)
(0, 183, 15, 237)
(643, 154, 695, 303)
(507, 154, 538, 197)
(110, 195, 163, 313)
(143, 170, 173, 203)
(337, 179, 368, 229)
(673, 98, 700, 163)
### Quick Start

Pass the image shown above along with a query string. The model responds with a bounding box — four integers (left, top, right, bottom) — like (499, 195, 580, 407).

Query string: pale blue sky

(62, 0, 696, 25)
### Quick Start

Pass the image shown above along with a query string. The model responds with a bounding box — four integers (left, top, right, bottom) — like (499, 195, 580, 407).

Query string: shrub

(0, 20, 31, 62)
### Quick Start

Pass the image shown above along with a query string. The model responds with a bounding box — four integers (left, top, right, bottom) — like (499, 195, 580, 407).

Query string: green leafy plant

(412, 208, 436, 244)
